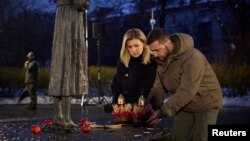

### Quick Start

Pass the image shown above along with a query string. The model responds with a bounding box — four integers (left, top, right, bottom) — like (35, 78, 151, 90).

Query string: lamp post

(150, 9, 156, 30)
(81, 9, 89, 106)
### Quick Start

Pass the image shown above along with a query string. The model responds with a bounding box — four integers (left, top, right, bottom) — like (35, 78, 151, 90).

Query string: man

(146, 28, 223, 141)
(19, 52, 39, 110)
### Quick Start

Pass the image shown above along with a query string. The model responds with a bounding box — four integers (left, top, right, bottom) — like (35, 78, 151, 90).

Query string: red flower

(81, 118, 90, 126)
(31, 125, 41, 134)
(82, 125, 91, 134)
(44, 119, 53, 126)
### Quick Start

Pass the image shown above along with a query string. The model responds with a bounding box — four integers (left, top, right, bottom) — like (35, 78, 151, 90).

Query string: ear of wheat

(133, 104, 144, 114)
(112, 103, 132, 113)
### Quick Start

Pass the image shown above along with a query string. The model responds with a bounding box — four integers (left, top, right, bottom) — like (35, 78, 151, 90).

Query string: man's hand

(146, 110, 162, 127)
(142, 102, 153, 115)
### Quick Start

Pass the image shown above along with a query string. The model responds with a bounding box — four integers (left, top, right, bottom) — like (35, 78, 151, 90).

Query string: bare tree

(0, 0, 55, 66)
(159, 0, 167, 28)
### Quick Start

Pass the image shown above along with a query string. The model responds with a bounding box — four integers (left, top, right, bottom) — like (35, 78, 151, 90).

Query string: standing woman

(111, 28, 156, 104)
(49, 0, 89, 127)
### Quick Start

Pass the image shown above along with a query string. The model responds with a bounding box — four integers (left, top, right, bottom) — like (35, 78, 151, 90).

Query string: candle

(118, 94, 125, 105)
(138, 95, 145, 106)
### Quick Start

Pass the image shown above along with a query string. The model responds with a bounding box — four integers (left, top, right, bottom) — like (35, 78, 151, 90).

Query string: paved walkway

(0, 104, 250, 141)
(0, 104, 173, 141)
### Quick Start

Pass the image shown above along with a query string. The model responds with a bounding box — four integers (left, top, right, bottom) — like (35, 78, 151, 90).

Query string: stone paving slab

(0, 105, 172, 141)
(1, 104, 250, 141)
(0, 120, 171, 141)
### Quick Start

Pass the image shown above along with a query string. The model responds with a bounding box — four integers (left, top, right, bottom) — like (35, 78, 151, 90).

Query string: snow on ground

(0, 95, 113, 105)
(223, 94, 250, 107)
(0, 93, 250, 107)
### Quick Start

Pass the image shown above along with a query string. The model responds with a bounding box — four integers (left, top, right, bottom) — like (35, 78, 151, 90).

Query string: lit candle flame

(118, 94, 125, 105)
(138, 95, 145, 106)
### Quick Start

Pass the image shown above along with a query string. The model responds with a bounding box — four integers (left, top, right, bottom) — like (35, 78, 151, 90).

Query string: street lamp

(150, 9, 156, 30)
(81, 8, 89, 106)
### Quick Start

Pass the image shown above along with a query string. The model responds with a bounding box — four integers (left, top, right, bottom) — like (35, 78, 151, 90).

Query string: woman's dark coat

(111, 56, 156, 104)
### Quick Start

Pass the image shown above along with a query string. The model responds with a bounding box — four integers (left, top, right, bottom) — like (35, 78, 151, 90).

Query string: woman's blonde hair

(120, 28, 151, 68)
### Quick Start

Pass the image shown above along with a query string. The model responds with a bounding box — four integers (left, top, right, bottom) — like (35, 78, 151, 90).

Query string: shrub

(0, 67, 25, 97)
(88, 66, 116, 85)
(0, 66, 117, 97)
(0, 67, 24, 87)
(211, 63, 250, 96)
(37, 67, 50, 89)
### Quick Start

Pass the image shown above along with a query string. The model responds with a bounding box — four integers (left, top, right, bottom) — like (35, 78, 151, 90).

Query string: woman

(48, 0, 89, 127)
(111, 28, 156, 104)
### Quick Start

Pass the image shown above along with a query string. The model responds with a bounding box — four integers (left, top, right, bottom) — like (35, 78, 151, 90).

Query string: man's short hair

(147, 28, 170, 45)
(26, 52, 35, 58)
